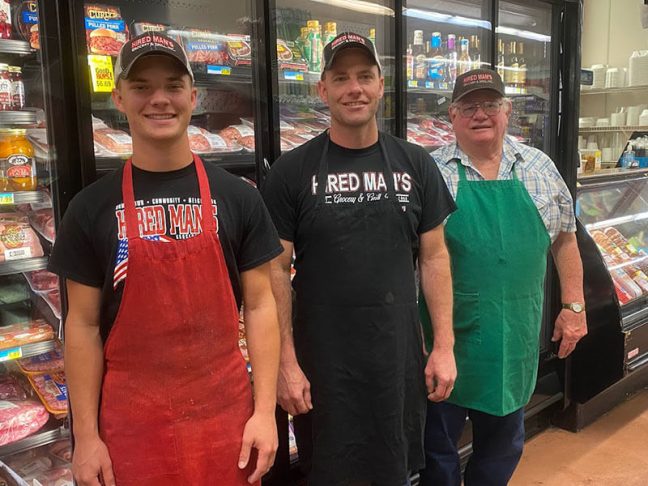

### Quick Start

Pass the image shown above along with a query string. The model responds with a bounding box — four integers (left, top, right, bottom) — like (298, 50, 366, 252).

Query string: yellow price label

(0, 347, 22, 362)
(0, 193, 15, 205)
(88, 55, 115, 93)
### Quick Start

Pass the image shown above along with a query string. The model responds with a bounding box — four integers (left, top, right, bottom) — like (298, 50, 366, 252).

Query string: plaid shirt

(432, 135, 576, 241)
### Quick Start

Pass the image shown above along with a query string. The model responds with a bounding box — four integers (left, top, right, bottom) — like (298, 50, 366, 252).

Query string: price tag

(407, 80, 418, 88)
(4, 247, 32, 261)
(0, 347, 23, 362)
(0, 193, 15, 205)
(207, 65, 232, 76)
(88, 55, 115, 93)
(425, 81, 435, 89)
(284, 71, 304, 81)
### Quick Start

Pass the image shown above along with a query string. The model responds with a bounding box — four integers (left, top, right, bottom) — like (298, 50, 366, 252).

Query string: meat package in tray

(0, 218, 44, 264)
(27, 210, 54, 244)
(179, 29, 229, 65)
(187, 126, 242, 154)
(0, 320, 54, 351)
(219, 125, 255, 152)
(0, 400, 49, 447)
(4, 441, 73, 485)
(93, 127, 132, 157)
(17, 342, 63, 375)
(25, 373, 67, 418)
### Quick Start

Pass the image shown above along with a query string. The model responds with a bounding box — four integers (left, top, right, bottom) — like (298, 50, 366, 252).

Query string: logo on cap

(331, 33, 366, 49)
(461, 72, 493, 87)
(129, 33, 177, 53)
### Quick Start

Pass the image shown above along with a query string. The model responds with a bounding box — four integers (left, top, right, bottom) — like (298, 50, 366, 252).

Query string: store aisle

(510, 389, 648, 485)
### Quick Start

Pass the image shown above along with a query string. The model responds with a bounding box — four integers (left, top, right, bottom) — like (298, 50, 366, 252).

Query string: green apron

(420, 159, 550, 416)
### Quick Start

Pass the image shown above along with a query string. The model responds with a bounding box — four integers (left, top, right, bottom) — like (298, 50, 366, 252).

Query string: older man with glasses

(418, 68, 588, 486)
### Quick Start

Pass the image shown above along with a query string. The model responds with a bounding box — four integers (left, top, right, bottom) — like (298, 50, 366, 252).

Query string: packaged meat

(0, 400, 48, 446)
(187, 126, 212, 153)
(294, 120, 329, 132)
(0, 375, 26, 401)
(281, 132, 308, 149)
(28, 209, 55, 243)
(48, 440, 72, 462)
(84, 4, 128, 57)
(219, 125, 255, 152)
(179, 29, 229, 65)
(0, 320, 54, 350)
(0, 222, 44, 263)
(227, 36, 251, 67)
(13, 1, 39, 50)
(5, 450, 52, 479)
(17, 343, 63, 374)
(23, 270, 59, 293)
(25, 466, 73, 486)
(130, 21, 169, 36)
(93, 128, 132, 155)
(26, 373, 67, 416)
(276, 39, 308, 72)
(41, 290, 61, 319)
(0, 213, 28, 224)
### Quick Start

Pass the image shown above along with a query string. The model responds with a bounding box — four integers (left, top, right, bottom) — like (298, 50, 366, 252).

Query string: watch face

(572, 303, 584, 313)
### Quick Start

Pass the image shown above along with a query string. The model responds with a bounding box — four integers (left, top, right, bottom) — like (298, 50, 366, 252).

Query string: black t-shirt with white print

(49, 160, 282, 342)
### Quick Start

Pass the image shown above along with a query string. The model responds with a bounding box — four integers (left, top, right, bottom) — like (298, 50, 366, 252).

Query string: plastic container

(0, 129, 37, 191)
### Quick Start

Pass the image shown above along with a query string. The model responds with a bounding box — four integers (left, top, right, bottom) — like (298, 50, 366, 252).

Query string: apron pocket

(454, 291, 481, 345)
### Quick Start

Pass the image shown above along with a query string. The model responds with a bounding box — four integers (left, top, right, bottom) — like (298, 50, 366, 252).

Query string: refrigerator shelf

(0, 191, 46, 206)
(0, 339, 57, 364)
(0, 39, 32, 56)
(192, 65, 253, 85)
(0, 111, 37, 127)
(0, 257, 48, 277)
(95, 152, 255, 172)
(0, 423, 68, 459)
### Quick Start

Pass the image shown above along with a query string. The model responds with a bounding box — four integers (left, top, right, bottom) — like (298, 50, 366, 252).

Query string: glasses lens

(483, 102, 501, 115)
(460, 101, 502, 117)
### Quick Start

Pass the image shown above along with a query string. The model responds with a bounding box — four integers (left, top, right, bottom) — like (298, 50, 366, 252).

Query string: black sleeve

(237, 190, 283, 272)
(48, 195, 104, 287)
(418, 148, 457, 234)
(261, 159, 297, 242)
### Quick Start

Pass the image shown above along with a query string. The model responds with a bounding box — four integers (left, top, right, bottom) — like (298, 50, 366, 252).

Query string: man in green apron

(419, 68, 588, 486)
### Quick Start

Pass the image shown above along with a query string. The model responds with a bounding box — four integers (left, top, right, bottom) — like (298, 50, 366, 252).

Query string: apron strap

(456, 159, 468, 182)
(121, 154, 215, 240)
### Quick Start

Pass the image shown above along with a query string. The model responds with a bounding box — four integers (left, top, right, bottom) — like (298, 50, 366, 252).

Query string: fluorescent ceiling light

(310, 0, 394, 16)
(496, 26, 550, 42)
(404, 7, 491, 30)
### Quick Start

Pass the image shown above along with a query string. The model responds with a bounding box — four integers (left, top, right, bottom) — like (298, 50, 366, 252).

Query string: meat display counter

(555, 168, 648, 431)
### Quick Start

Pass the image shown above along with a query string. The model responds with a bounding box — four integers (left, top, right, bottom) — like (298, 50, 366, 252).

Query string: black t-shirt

(49, 160, 282, 342)
(262, 132, 455, 298)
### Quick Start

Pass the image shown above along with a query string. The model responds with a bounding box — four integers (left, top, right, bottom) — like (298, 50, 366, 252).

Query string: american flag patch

(113, 235, 173, 289)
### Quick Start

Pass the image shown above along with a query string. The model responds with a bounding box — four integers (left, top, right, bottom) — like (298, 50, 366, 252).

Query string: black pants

(419, 401, 525, 486)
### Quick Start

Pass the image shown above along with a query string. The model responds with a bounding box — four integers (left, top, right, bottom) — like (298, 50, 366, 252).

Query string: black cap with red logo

(452, 68, 505, 102)
(114, 33, 194, 83)
(322, 32, 382, 74)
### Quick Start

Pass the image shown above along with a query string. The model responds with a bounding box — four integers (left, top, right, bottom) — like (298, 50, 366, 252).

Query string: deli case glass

(0, 0, 74, 483)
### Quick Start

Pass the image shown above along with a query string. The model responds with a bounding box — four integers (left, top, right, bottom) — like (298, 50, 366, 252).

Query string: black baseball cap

(322, 32, 382, 74)
(114, 33, 194, 83)
(452, 68, 505, 102)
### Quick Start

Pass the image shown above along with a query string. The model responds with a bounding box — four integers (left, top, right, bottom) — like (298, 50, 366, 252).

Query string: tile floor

(510, 389, 648, 486)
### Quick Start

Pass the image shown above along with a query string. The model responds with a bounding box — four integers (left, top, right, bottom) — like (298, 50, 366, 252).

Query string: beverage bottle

(9, 66, 24, 110)
(301, 26, 312, 68)
(427, 32, 445, 88)
(0, 129, 37, 191)
(406, 43, 414, 81)
(470, 35, 481, 70)
(369, 28, 376, 45)
(324, 22, 337, 46)
(518, 42, 527, 93)
(506, 41, 519, 89)
(458, 38, 471, 75)
(412, 30, 426, 82)
(496, 39, 506, 80)
(0, 64, 12, 111)
(445, 34, 458, 87)
(306, 20, 322, 72)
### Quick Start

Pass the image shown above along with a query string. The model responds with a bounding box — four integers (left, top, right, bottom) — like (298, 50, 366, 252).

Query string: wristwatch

(562, 302, 585, 313)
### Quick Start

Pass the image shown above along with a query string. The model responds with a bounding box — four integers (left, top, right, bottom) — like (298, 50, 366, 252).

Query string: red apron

(99, 154, 256, 485)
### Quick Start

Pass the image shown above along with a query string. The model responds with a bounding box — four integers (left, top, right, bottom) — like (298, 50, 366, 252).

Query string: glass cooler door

(0, 0, 70, 480)
(272, 0, 396, 156)
(72, 0, 261, 180)
(403, 0, 491, 151)
(497, 1, 553, 154)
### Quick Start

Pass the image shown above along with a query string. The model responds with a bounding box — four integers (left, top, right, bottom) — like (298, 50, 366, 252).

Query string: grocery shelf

(0, 39, 32, 56)
(278, 70, 319, 84)
(585, 210, 648, 231)
(0, 257, 48, 277)
(0, 111, 38, 127)
(0, 191, 46, 206)
(0, 423, 68, 458)
(95, 152, 255, 173)
(0, 340, 57, 364)
(581, 85, 648, 95)
(192, 65, 253, 85)
(579, 125, 648, 133)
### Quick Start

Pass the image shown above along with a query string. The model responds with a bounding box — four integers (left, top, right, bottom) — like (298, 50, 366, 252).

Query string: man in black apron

(419, 69, 588, 486)
(263, 32, 457, 485)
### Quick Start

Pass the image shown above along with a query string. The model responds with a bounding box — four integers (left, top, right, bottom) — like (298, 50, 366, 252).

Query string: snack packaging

(226, 36, 251, 67)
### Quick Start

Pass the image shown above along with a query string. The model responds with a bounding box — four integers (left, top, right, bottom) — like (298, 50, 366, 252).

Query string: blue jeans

(419, 401, 525, 486)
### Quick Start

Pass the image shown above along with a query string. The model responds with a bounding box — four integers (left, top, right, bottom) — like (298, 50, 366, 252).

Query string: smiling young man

(49, 34, 282, 486)
(419, 68, 588, 486)
(262, 32, 457, 486)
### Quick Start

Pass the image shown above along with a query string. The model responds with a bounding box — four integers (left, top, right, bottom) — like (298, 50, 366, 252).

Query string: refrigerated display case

(0, 0, 74, 483)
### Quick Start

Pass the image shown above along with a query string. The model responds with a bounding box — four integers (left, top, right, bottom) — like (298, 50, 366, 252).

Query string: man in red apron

(263, 33, 457, 485)
(50, 34, 282, 486)
(419, 69, 588, 486)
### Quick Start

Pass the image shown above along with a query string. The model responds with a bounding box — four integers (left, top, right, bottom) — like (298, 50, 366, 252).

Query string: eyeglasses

(455, 100, 504, 118)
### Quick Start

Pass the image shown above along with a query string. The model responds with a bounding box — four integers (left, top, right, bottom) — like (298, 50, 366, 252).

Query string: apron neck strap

(316, 132, 396, 204)
(122, 153, 215, 240)
(455, 159, 468, 181)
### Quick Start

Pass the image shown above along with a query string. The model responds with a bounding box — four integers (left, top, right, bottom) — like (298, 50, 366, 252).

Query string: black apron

(293, 132, 426, 486)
